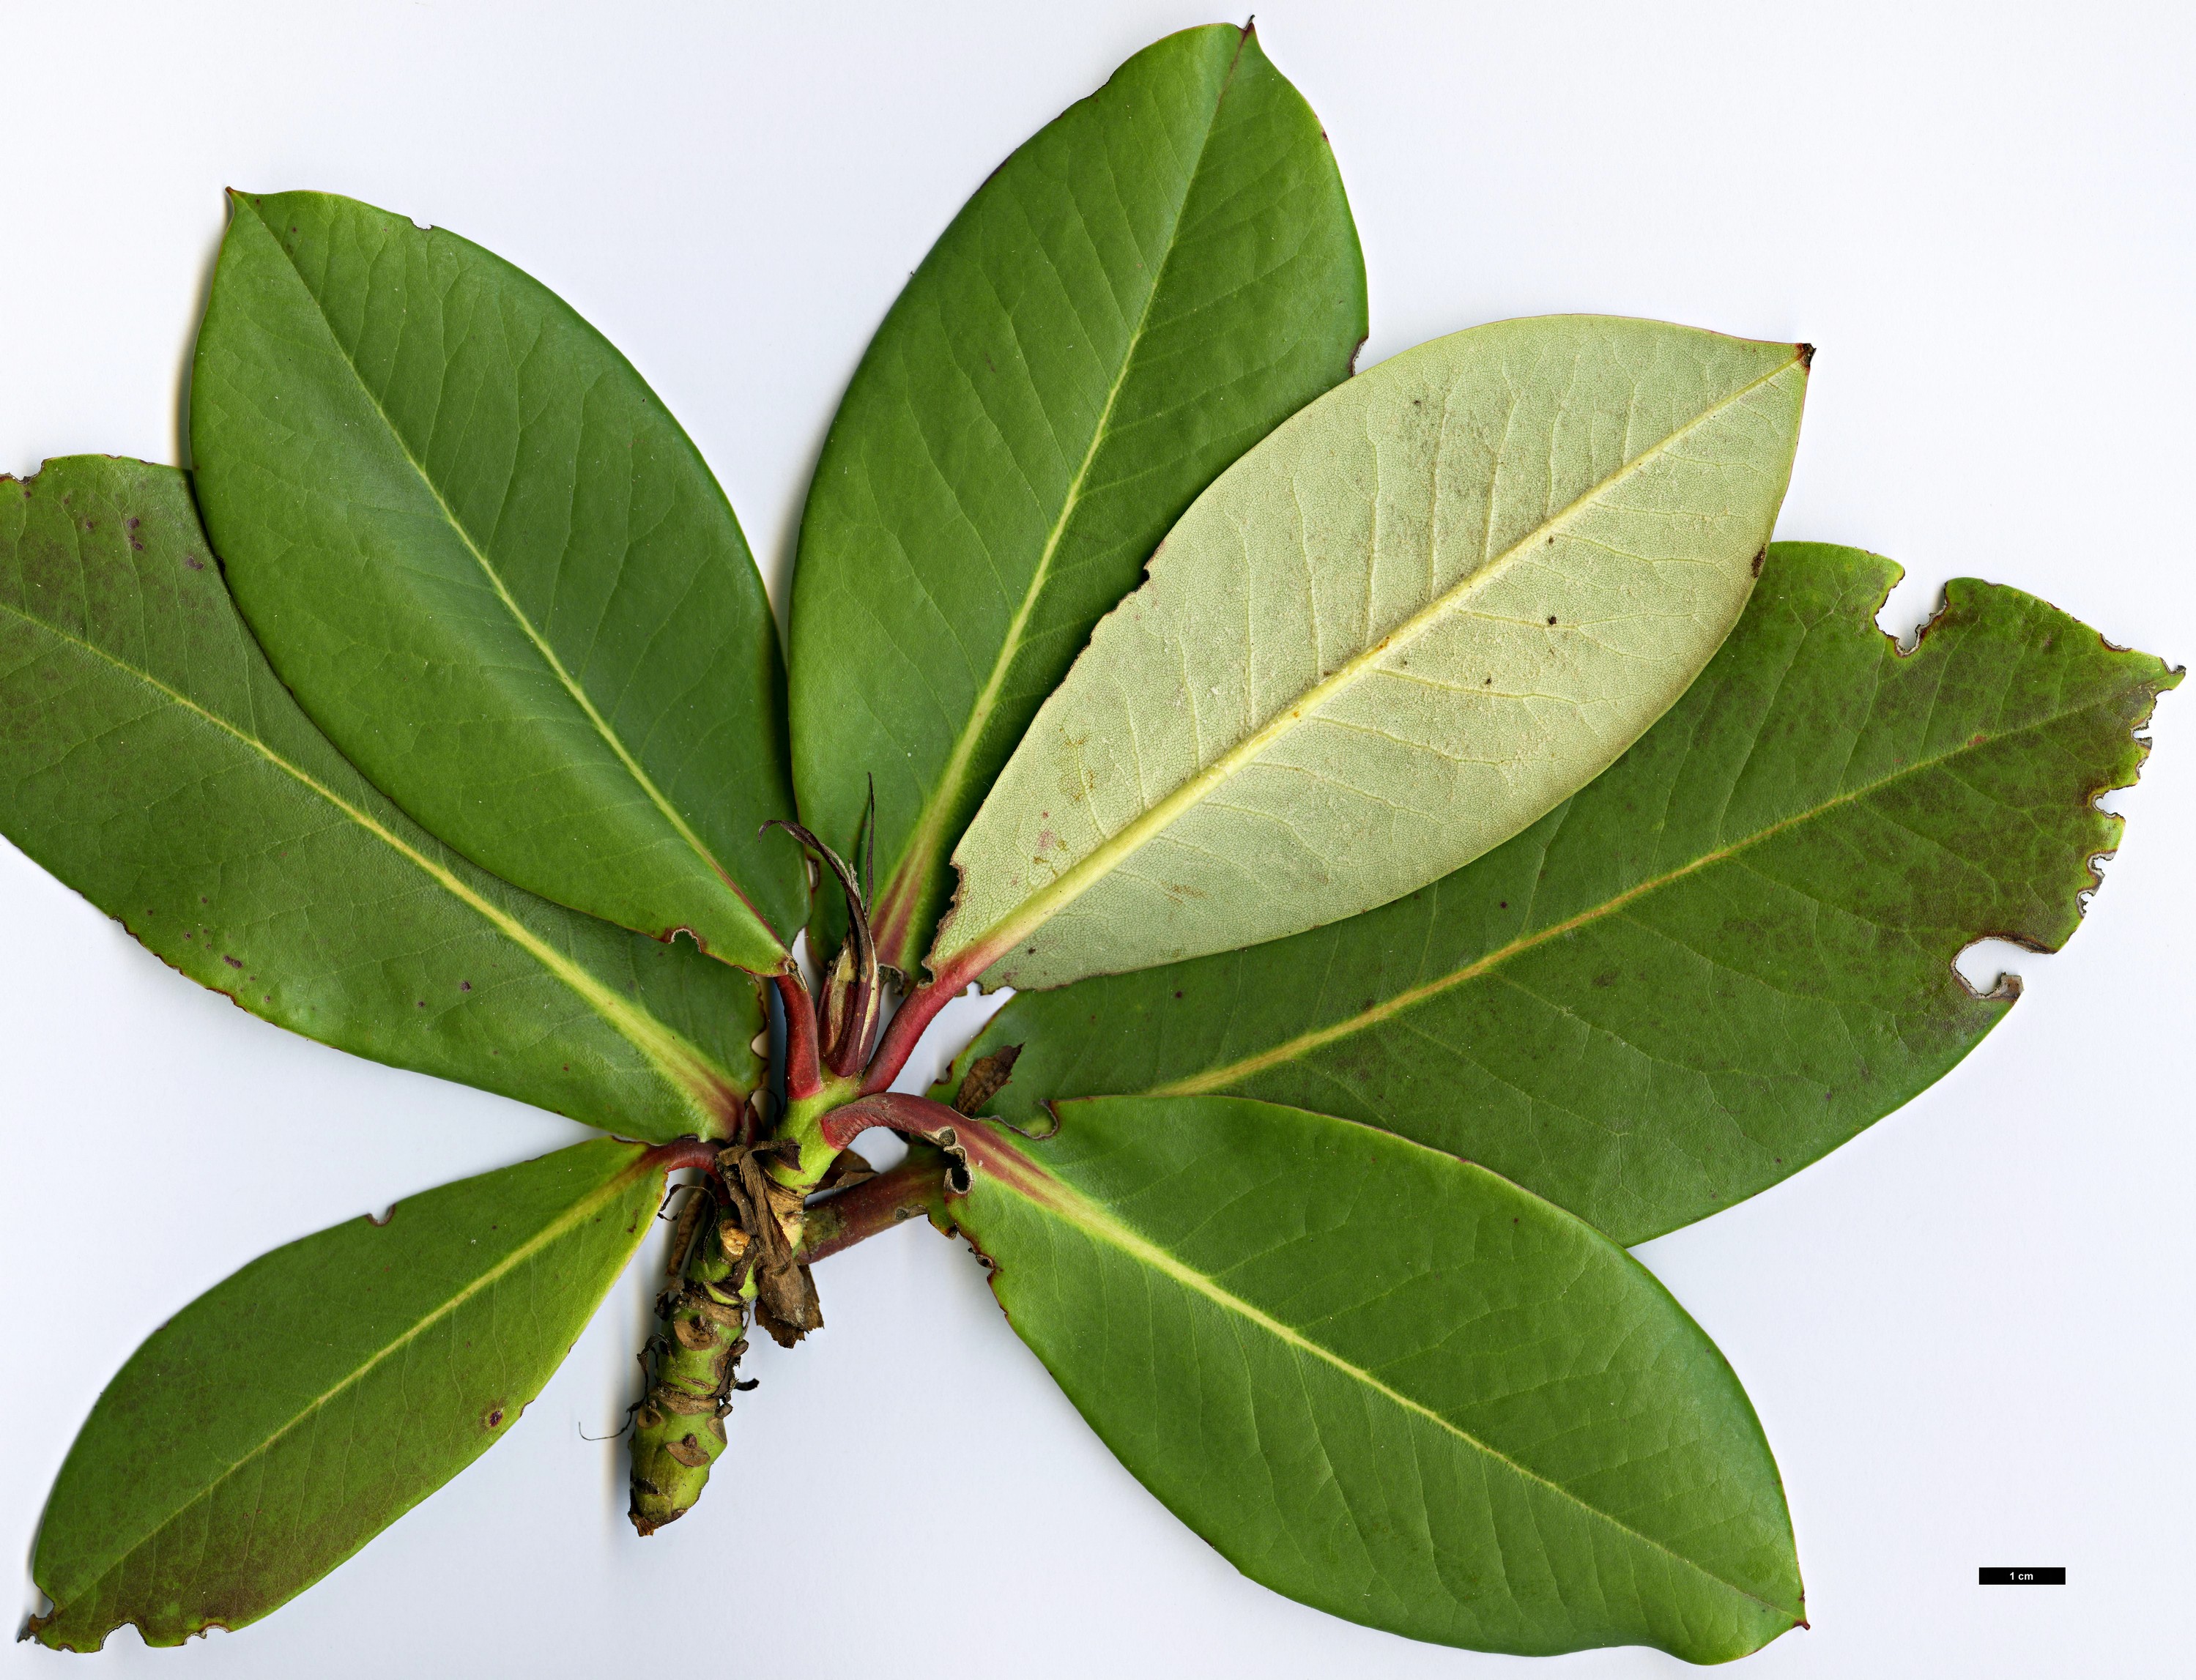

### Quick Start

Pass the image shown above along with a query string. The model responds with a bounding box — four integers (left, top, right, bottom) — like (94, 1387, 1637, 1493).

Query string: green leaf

(29, 1139, 669, 1650)
(190, 189, 802, 972)
(787, 22, 1367, 975)
(945, 1094, 1803, 1660)
(0, 458, 759, 1142)
(939, 543, 2181, 1242)
(932, 318, 1810, 992)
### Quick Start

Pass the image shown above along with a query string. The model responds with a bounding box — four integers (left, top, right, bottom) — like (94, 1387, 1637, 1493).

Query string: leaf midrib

(1151, 685, 2113, 1096)
(949, 349, 1806, 972)
(988, 1136, 1798, 1622)
(877, 30, 1253, 967)
(241, 198, 773, 943)
(0, 594, 734, 1112)
(45, 1153, 649, 1607)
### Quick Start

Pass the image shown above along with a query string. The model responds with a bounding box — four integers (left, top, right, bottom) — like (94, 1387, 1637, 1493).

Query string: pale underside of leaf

(936, 319, 1808, 990)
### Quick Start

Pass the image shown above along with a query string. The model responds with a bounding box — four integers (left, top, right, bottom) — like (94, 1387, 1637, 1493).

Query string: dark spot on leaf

(460, 980, 472, 992)
(485, 1406, 505, 1429)
(417, 1000, 427, 1008)
(223, 954, 242, 968)
(1751, 548, 1766, 577)
(1547, 615, 1558, 625)
(1174, 990, 1184, 1000)
(1499, 901, 1507, 910)
(184, 552, 206, 570)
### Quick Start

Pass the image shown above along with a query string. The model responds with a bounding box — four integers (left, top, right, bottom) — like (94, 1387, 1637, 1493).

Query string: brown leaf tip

(1795, 343, 1816, 371)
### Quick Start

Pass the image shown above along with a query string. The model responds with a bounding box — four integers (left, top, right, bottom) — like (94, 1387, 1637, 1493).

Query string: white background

(2, 2, 2190, 1675)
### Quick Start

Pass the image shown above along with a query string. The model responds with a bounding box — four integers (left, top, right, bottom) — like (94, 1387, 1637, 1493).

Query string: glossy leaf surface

(191, 190, 801, 970)
(0, 458, 758, 1142)
(789, 22, 1366, 974)
(30, 1140, 667, 1649)
(947, 1094, 1803, 1660)
(934, 317, 1809, 991)
(941, 544, 2181, 1241)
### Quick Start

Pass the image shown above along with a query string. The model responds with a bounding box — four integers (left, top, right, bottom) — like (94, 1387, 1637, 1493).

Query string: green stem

(772, 1070, 864, 1192)
(629, 1194, 752, 1536)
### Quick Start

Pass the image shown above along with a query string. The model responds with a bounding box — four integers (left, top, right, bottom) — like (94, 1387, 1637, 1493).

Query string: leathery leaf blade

(947, 1095, 1803, 1659)
(933, 316, 1809, 991)
(790, 21, 1366, 974)
(29, 1140, 668, 1649)
(940, 544, 2181, 1242)
(0, 458, 759, 1142)
(190, 190, 802, 970)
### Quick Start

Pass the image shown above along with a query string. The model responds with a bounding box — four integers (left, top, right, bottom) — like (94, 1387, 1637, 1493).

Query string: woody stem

(798, 1148, 954, 1264)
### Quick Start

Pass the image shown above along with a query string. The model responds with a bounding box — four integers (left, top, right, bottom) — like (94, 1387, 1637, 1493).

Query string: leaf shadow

(171, 196, 228, 473)
(760, 379, 843, 642)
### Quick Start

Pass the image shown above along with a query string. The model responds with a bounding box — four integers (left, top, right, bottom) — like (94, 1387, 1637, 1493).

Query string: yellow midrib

(878, 32, 1253, 969)
(1153, 685, 2108, 1094)
(987, 1145, 1798, 1622)
(2, 598, 732, 1112)
(49, 1151, 651, 1611)
(946, 350, 1806, 973)
(248, 200, 774, 949)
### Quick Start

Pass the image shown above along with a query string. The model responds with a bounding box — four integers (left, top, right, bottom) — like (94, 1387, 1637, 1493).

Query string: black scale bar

(1978, 1567, 2066, 1586)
